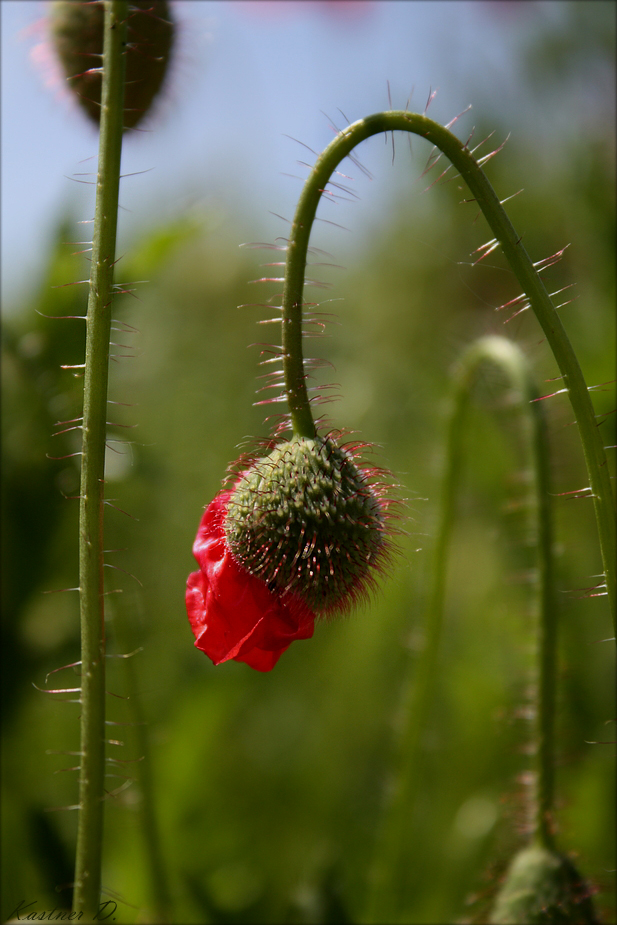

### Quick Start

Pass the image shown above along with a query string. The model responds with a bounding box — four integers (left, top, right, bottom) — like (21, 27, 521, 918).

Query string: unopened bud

(50, 0, 174, 129)
(225, 435, 391, 614)
(490, 845, 597, 924)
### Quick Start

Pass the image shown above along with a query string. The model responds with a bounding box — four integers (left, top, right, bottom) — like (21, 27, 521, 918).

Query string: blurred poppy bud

(50, 0, 174, 128)
(490, 845, 598, 924)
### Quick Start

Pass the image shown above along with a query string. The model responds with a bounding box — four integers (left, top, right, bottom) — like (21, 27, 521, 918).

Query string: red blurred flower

(186, 491, 315, 672)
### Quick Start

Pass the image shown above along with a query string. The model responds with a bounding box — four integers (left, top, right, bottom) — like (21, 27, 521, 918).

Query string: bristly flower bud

(224, 434, 392, 615)
(50, 0, 174, 129)
(490, 845, 598, 925)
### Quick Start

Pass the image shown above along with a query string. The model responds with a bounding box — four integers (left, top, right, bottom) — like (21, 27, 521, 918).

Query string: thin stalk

(365, 336, 557, 922)
(73, 2, 127, 916)
(130, 677, 172, 923)
(110, 604, 172, 923)
(281, 111, 615, 626)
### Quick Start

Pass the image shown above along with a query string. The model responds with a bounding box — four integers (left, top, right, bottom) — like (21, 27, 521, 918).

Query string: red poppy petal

(250, 597, 314, 652)
(186, 492, 315, 671)
(234, 644, 287, 672)
(186, 569, 255, 665)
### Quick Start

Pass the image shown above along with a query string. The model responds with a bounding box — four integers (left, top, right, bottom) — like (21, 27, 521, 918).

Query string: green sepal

(225, 436, 387, 613)
(490, 845, 598, 925)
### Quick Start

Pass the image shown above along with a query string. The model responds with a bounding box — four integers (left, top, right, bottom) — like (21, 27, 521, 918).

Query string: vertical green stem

(281, 112, 614, 625)
(132, 692, 173, 923)
(365, 337, 557, 922)
(530, 366, 557, 853)
(74, 2, 127, 915)
(110, 605, 172, 923)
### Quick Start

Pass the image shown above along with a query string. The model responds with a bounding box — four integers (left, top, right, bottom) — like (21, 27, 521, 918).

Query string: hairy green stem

(365, 336, 557, 922)
(282, 111, 615, 625)
(452, 339, 557, 853)
(74, 2, 127, 915)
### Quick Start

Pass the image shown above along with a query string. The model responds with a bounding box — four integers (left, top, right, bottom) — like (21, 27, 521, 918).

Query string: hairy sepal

(490, 845, 597, 925)
(224, 434, 393, 615)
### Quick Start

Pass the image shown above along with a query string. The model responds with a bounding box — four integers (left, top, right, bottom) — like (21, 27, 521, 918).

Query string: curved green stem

(74, 2, 127, 916)
(282, 110, 615, 626)
(365, 336, 557, 922)
(453, 339, 557, 853)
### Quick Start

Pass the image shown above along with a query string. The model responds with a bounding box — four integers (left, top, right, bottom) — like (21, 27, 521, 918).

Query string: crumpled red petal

(186, 491, 315, 671)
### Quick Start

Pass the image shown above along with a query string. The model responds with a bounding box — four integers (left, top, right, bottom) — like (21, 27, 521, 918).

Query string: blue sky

(0, 1, 582, 306)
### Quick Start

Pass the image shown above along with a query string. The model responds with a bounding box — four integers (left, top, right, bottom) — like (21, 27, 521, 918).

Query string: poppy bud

(50, 0, 174, 129)
(490, 845, 597, 924)
(224, 435, 391, 615)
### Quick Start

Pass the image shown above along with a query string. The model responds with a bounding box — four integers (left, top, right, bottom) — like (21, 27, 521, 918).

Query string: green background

(2, 4, 614, 922)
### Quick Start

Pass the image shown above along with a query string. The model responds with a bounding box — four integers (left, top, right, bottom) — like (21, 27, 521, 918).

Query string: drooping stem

(365, 336, 557, 923)
(281, 111, 615, 625)
(74, 1, 127, 915)
(452, 340, 557, 853)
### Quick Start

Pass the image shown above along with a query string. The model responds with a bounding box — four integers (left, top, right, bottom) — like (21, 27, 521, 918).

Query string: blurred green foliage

(2, 9, 615, 922)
